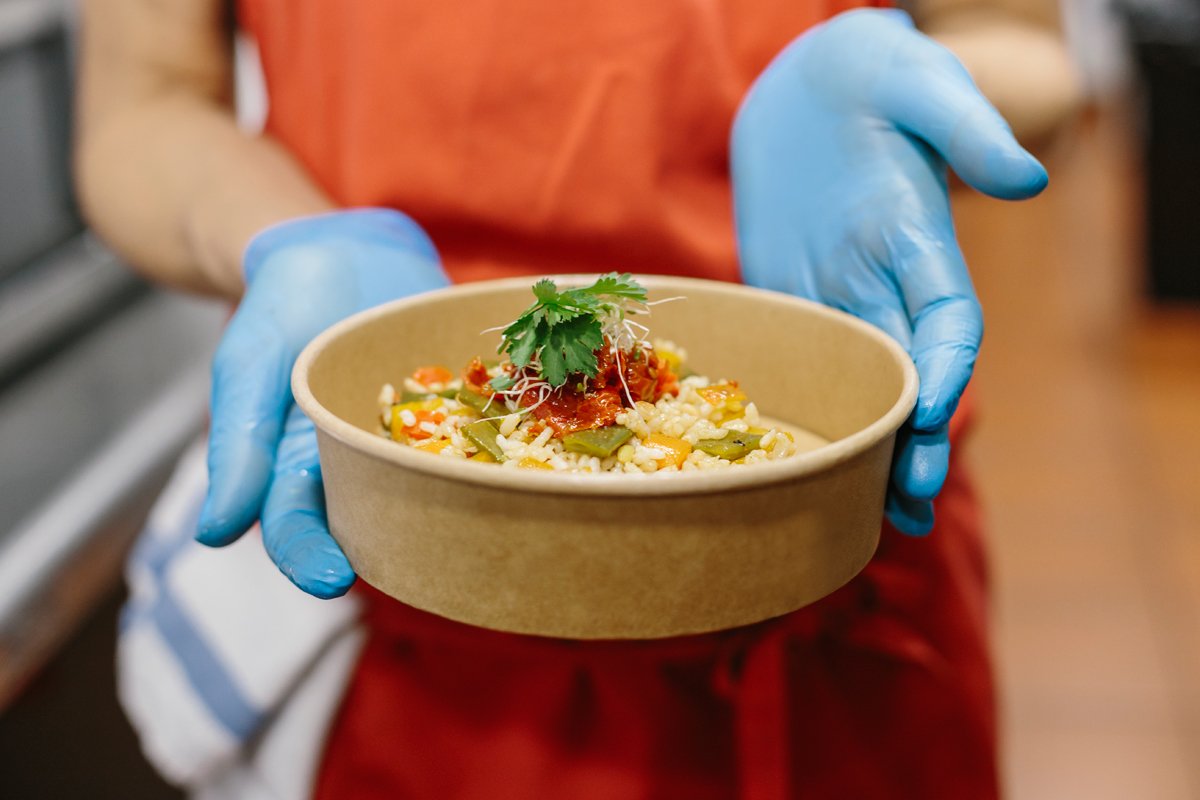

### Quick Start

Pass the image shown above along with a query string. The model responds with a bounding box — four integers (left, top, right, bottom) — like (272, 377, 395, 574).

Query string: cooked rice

(379, 341, 800, 474)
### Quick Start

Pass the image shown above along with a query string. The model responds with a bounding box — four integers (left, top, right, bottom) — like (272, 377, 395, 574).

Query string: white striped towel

(118, 438, 364, 799)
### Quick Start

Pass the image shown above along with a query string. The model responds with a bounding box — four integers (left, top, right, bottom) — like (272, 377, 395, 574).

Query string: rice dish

(376, 274, 802, 474)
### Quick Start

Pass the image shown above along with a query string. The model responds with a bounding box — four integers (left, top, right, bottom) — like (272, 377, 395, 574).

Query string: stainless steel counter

(0, 256, 224, 707)
(0, 5, 220, 791)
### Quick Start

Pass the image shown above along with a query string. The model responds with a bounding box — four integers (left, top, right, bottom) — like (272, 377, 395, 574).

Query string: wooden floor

(953, 105, 1200, 799)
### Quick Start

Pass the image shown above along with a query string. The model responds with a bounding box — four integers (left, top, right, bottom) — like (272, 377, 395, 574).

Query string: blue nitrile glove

(196, 209, 449, 597)
(731, 9, 1047, 535)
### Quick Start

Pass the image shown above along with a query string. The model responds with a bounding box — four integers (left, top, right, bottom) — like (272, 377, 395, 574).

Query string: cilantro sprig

(492, 273, 648, 388)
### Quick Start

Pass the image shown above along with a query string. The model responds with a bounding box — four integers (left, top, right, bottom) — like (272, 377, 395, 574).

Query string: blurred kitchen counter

(0, 247, 219, 796)
(0, 251, 223, 708)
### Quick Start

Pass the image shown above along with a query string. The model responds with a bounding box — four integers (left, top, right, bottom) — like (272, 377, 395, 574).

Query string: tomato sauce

(519, 344, 679, 435)
(462, 357, 492, 393)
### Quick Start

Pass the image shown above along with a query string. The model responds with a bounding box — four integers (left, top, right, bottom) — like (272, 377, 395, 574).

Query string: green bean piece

(399, 388, 458, 403)
(562, 426, 634, 458)
(456, 388, 499, 415)
(695, 430, 763, 460)
(463, 420, 506, 462)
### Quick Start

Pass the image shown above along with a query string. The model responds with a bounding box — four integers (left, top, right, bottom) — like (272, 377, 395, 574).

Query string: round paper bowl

(292, 275, 916, 639)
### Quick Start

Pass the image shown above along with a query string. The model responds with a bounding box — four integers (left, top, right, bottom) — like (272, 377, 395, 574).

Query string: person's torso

(237, 0, 883, 283)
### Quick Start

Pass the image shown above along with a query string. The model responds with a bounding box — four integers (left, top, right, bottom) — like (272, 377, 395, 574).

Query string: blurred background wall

(961, 0, 1200, 797)
(0, 0, 1196, 797)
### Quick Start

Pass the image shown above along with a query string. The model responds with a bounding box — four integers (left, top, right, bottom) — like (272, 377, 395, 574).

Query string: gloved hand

(196, 209, 449, 597)
(732, 9, 1047, 535)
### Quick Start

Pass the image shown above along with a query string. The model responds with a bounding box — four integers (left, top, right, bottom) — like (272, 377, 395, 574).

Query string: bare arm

(910, 0, 1082, 143)
(75, 0, 333, 298)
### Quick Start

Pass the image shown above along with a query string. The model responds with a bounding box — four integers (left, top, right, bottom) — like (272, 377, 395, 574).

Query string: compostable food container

(293, 276, 917, 639)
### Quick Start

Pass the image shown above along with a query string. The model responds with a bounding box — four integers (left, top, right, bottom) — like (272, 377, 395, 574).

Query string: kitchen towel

(118, 438, 364, 799)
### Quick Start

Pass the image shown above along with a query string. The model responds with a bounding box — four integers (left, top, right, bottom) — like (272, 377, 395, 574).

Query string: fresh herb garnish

(492, 273, 648, 388)
(489, 374, 516, 391)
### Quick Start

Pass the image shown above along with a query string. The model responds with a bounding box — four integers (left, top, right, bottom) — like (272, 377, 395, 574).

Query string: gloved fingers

(816, 245, 914, 350)
(885, 420, 945, 535)
(887, 225, 983, 432)
(885, 489, 935, 537)
(846, 298, 913, 354)
(260, 404, 355, 599)
(197, 313, 292, 547)
(874, 36, 1048, 201)
(910, 293, 982, 431)
(244, 208, 442, 284)
(890, 422, 951, 502)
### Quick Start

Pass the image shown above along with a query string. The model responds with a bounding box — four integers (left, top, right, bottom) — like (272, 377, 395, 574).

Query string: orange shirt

(239, 0, 883, 284)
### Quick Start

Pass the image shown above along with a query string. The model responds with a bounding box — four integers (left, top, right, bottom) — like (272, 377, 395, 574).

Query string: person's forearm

(78, 97, 332, 297)
(75, 0, 332, 299)
(912, 3, 1081, 143)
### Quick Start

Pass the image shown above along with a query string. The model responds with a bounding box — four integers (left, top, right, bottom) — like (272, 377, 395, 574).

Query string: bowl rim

(292, 275, 918, 498)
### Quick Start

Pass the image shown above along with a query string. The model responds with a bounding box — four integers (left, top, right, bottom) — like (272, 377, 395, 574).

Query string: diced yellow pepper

(696, 383, 746, 407)
(470, 450, 496, 463)
(413, 438, 453, 454)
(696, 383, 747, 422)
(517, 457, 553, 470)
(390, 400, 446, 441)
(655, 346, 684, 372)
(646, 432, 692, 469)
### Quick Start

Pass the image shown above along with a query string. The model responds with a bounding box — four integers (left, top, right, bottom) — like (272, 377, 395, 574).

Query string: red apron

(308, 415, 991, 799)
(237, 2, 996, 797)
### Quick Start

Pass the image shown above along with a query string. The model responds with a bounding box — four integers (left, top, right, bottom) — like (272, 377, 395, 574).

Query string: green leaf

(579, 272, 647, 302)
(492, 274, 648, 387)
(542, 304, 586, 327)
(508, 320, 542, 368)
(532, 279, 559, 304)
(539, 342, 567, 387)
(499, 314, 536, 365)
(538, 317, 601, 387)
(500, 312, 532, 340)
(489, 374, 515, 391)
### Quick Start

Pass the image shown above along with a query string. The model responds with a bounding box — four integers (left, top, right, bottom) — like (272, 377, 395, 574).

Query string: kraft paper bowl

(292, 275, 917, 639)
